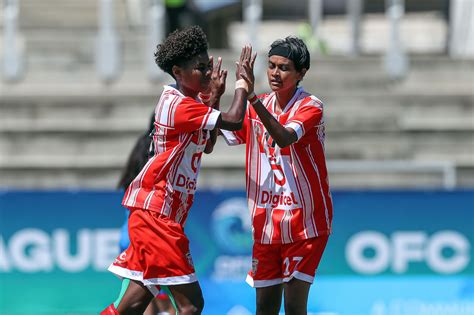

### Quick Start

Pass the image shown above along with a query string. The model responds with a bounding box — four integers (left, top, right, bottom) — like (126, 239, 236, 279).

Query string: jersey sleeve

(285, 97, 323, 141)
(220, 106, 249, 146)
(174, 97, 221, 132)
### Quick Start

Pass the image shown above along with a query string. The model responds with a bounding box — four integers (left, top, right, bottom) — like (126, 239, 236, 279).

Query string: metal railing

(2, 0, 24, 82)
(449, 0, 474, 57)
(200, 157, 458, 190)
(147, 0, 166, 81)
(327, 160, 457, 190)
(96, 0, 121, 83)
(5, 156, 452, 189)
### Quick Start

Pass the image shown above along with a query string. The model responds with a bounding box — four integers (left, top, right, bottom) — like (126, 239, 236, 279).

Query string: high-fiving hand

(235, 44, 257, 95)
(208, 55, 228, 99)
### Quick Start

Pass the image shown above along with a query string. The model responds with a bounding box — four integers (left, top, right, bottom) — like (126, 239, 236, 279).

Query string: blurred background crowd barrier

(0, 0, 473, 314)
(0, 0, 473, 189)
(1, 190, 473, 314)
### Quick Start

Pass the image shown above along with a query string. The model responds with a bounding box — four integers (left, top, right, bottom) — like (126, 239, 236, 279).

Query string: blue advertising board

(0, 190, 473, 315)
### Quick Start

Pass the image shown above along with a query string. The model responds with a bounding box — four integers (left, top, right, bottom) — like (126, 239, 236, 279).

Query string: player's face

(177, 52, 212, 95)
(267, 55, 305, 93)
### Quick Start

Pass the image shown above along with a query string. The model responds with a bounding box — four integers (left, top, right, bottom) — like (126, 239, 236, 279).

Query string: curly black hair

(269, 36, 310, 72)
(154, 25, 208, 77)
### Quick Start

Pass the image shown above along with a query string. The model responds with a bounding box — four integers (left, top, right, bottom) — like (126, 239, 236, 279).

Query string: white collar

(163, 84, 185, 97)
(272, 87, 304, 114)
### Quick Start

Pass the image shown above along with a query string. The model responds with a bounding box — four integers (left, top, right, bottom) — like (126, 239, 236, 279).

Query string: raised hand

(215, 45, 255, 131)
(242, 49, 257, 95)
(235, 44, 256, 95)
(235, 45, 251, 79)
(208, 55, 227, 99)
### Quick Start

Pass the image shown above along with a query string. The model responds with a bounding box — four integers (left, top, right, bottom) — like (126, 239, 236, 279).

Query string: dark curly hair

(154, 25, 208, 77)
(269, 36, 310, 72)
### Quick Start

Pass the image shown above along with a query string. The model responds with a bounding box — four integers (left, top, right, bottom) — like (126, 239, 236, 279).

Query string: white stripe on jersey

(290, 145, 317, 238)
(305, 145, 331, 231)
(155, 125, 165, 154)
(168, 96, 180, 128)
(156, 92, 180, 153)
(280, 209, 293, 243)
(162, 133, 192, 216)
(287, 210, 294, 243)
(248, 123, 261, 237)
(255, 93, 273, 243)
(143, 190, 155, 210)
(166, 150, 186, 216)
(265, 94, 275, 111)
(157, 94, 172, 127)
(261, 208, 274, 244)
(287, 151, 309, 239)
(155, 97, 165, 127)
(310, 95, 323, 106)
(124, 153, 156, 206)
(199, 107, 212, 130)
(160, 182, 173, 216)
(157, 133, 192, 181)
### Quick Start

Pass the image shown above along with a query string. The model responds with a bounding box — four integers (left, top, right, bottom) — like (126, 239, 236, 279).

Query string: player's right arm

(215, 44, 256, 131)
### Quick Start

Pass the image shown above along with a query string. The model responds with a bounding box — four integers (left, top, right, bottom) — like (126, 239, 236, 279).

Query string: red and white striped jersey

(123, 85, 220, 226)
(222, 87, 333, 244)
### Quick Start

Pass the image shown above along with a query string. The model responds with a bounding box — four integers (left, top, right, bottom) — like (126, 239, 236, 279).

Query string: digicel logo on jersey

(176, 174, 197, 191)
(260, 191, 299, 208)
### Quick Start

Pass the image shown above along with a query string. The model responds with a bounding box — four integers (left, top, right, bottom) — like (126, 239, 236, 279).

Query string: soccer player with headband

(221, 36, 333, 315)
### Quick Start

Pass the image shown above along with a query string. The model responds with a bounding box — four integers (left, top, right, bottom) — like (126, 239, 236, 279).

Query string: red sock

(100, 304, 119, 315)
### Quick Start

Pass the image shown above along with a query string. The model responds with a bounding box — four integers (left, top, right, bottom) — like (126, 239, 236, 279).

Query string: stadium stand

(0, 0, 473, 189)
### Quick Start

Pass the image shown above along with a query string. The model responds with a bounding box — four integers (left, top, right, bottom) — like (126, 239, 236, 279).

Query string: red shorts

(246, 235, 329, 288)
(108, 209, 197, 288)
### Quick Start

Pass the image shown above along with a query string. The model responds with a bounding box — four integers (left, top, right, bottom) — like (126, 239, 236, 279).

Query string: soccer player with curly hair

(101, 25, 255, 315)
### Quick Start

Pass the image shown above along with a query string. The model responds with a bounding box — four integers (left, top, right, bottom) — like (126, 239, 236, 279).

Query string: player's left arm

(250, 99, 297, 148)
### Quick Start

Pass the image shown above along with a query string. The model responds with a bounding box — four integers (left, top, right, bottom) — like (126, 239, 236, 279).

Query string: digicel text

(176, 174, 197, 191)
(260, 191, 299, 207)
